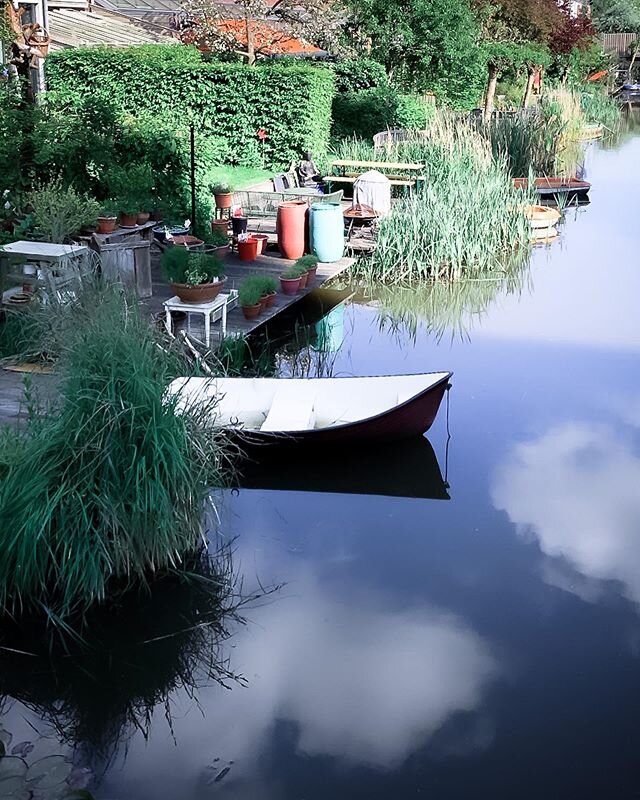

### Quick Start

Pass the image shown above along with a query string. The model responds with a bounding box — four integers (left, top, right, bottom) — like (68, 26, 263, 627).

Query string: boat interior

(167, 373, 450, 432)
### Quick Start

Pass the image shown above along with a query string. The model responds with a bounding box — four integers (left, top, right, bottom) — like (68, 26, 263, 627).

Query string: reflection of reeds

(363, 256, 532, 342)
(0, 545, 275, 759)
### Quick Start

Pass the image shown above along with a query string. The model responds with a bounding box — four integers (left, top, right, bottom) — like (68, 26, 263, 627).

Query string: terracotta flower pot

(259, 294, 270, 313)
(119, 212, 138, 228)
(297, 270, 309, 290)
(277, 201, 307, 260)
(280, 276, 301, 295)
(215, 192, 233, 209)
(263, 291, 276, 309)
(253, 234, 269, 255)
(170, 278, 226, 304)
(211, 218, 229, 236)
(238, 237, 259, 262)
(242, 302, 262, 320)
(137, 211, 150, 225)
(306, 266, 318, 284)
(96, 216, 117, 234)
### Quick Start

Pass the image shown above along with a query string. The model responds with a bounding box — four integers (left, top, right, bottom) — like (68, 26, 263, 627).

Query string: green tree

(347, 0, 486, 109)
(482, 41, 528, 118)
(591, 0, 640, 33)
(520, 42, 551, 107)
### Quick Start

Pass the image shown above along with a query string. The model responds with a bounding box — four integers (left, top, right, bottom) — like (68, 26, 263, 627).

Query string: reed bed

(0, 284, 229, 622)
(580, 90, 621, 132)
(348, 114, 533, 283)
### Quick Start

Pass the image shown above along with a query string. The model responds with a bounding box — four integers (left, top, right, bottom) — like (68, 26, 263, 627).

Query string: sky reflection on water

(3, 136, 640, 800)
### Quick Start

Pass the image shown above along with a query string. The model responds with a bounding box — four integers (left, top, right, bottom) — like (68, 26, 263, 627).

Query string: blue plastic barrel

(309, 203, 344, 263)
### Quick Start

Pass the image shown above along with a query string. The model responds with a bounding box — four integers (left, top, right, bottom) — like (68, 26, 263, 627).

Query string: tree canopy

(346, 0, 486, 108)
(591, 0, 640, 33)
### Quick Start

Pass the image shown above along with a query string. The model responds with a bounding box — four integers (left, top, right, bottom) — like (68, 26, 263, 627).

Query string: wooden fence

(601, 32, 638, 57)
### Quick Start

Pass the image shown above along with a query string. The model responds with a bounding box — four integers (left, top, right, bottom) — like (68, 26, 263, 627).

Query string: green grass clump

(238, 276, 264, 306)
(295, 255, 319, 270)
(580, 90, 621, 131)
(0, 284, 228, 621)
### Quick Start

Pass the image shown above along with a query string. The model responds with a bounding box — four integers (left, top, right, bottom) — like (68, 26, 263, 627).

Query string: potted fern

(238, 276, 264, 320)
(161, 248, 226, 304)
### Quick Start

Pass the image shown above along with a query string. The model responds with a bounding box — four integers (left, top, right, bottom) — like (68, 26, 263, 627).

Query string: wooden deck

(146, 244, 354, 338)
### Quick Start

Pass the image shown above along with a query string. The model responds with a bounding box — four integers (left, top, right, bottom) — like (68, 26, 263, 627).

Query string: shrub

(332, 87, 435, 140)
(238, 276, 264, 306)
(327, 58, 388, 93)
(45, 47, 335, 170)
(25, 179, 100, 242)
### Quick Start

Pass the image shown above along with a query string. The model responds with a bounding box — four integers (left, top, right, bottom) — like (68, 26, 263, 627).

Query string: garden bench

(324, 159, 425, 192)
(234, 189, 344, 219)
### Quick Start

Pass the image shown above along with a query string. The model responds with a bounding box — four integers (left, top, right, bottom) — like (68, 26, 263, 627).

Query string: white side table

(163, 291, 238, 347)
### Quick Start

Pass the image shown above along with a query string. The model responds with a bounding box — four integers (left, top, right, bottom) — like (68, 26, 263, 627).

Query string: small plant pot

(215, 192, 233, 209)
(211, 218, 229, 236)
(137, 211, 151, 225)
(119, 212, 138, 228)
(231, 216, 248, 237)
(306, 266, 318, 284)
(280, 276, 301, 295)
(263, 291, 276, 309)
(238, 237, 259, 262)
(210, 244, 230, 258)
(253, 234, 269, 255)
(242, 302, 262, 320)
(96, 216, 118, 234)
(170, 278, 226, 304)
(297, 270, 309, 290)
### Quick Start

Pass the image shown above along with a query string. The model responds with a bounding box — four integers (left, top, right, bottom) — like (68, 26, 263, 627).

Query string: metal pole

(189, 124, 196, 231)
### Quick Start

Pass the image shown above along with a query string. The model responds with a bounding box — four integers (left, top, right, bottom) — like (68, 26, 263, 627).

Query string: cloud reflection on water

(492, 421, 640, 604)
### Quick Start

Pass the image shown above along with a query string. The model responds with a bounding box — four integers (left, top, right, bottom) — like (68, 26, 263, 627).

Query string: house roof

(48, 6, 176, 49)
(183, 18, 324, 56)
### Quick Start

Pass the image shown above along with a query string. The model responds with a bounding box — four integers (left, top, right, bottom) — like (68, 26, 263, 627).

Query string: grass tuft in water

(0, 283, 230, 621)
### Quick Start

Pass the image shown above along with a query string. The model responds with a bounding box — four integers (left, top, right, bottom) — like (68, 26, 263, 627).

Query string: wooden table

(0, 240, 93, 301)
(325, 160, 425, 191)
(90, 220, 157, 246)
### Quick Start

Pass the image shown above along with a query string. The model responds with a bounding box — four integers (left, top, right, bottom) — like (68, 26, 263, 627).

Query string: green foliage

(346, 114, 533, 281)
(238, 276, 264, 306)
(580, 89, 621, 129)
(346, 0, 486, 108)
(45, 47, 335, 170)
(327, 58, 388, 93)
(478, 110, 566, 176)
(208, 226, 229, 246)
(24, 179, 100, 242)
(295, 255, 319, 269)
(161, 247, 225, 285)
(0, 283, 226, 619)
(281, 268, 301, 279)
(333, 87, 435, 140)
(211, 183, 231, 194)
(591, 0, 640, 33)
(258, 275, 278, 295)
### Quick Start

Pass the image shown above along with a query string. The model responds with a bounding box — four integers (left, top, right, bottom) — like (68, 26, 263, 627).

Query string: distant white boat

(167, 372, 452, 445)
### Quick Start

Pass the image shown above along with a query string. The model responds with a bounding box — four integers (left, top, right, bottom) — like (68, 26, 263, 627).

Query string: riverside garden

(0, 0, 639, 796)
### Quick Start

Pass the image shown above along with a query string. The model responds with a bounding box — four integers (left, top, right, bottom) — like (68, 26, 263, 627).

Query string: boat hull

(231, 373, 451, 449)
(514, 177, 591, 202)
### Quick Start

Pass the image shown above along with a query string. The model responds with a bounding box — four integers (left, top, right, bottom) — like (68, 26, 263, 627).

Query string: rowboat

(524, 205, 561, 230)
(514, 177, 591, 202)
(232, 436, 450, 499)
(167, 372, 452, 446)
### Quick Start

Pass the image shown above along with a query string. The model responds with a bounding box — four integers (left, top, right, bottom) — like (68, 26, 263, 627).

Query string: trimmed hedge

(45, 46, 335, 171)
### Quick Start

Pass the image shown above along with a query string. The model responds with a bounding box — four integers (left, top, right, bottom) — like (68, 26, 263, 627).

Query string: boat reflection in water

(232, 435, 450, 500)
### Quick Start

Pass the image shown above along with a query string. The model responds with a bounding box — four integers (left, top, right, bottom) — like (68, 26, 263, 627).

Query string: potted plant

(294, 254, 319, 284)
(238, 276, 264, 320)
(258, 276, 278, 310)
(119, 201, 139, 228)
(254, 233, 270, 255)
(161, 247, 226, 304)
(211, 218, 229, 237)
(96, 202, 119, 235)
(208, 226, 230, 255)
(291, 261, 309, 290)
(212, 183, 233, 210)
(237, 236, 259, 262)
(280, 268, 301, 296)
(153, 221, 191, 243)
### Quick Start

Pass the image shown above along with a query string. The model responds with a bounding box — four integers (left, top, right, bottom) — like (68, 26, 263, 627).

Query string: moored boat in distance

(167, 372, 452, 446)
(514, 177, 591, 203)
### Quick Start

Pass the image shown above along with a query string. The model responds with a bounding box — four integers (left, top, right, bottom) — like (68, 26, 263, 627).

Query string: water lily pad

(26, 755, 72, 790)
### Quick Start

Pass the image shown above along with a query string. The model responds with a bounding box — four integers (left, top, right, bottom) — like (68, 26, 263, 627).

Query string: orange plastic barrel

(277, 201, 307, 260)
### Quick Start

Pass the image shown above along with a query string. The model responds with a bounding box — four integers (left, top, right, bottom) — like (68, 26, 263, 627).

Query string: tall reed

(0, 284, 229, 621)
(350, 115, 533, 283)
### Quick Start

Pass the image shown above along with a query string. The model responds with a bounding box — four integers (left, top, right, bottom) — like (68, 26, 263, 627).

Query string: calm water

(3, 134, 640, 799)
